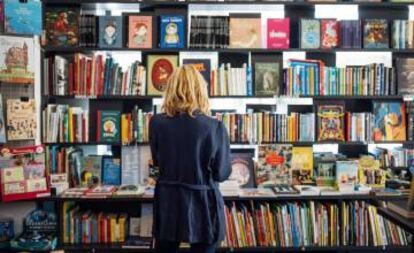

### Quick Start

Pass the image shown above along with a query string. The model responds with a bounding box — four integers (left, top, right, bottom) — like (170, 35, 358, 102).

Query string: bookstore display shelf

(377, 207, 414, 234)
(302, 95, 404, 100)
(44, 95, 160, 100)
(43, 142, 150, 146)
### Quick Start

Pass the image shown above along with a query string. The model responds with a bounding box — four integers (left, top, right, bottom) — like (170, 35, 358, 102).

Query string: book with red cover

(321, 19, 340, 49)
(267, 18, 290, 49)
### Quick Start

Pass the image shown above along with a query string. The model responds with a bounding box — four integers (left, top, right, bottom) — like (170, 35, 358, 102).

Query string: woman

(149, 65, 231, 253)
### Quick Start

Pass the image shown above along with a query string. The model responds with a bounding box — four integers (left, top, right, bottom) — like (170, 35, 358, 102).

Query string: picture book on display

(182, 58, 211, 85)
(45, 7, 79, 47)
(300, 19, 320, 49)
(222, 151, 255, 189)
(0, 95, 5, 143)
(102, 157, 121, 186)
(97, 110, 121, 143)
(358, 156, 385, 188)
(0, 35, 35, 84)
(6, 99, 36, 140)
(229, 14, 262, 48)
(159, 15, 185, 49)
(4, 0, 42, 35)
(147, 54, 178, 96)
(363, 19, 389, 49)
(267, 18, 290, 49)
(315, 160, 336, 187)
(397, 58, 414, 94)
(321, 19, 340, 49)
(317, 103, 345, 142)
(98, 12, 123, 48)
(373, 102, 406, 141)
(256, 145, 292, 187)
(336, 160, 358, 192)
(81, 155, 102, 187)
(291, 147, 313, 185)
(254, 61, 280, 96)
(128, 15, 152, 49)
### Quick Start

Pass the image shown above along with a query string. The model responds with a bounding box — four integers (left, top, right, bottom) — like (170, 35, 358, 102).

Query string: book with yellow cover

(291, 147, 314, 185)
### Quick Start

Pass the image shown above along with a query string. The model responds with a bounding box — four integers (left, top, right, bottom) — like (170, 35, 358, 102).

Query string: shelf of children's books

(43, 142, 150, 146)
(61, 243, 153, 252)
(44, 95, 160, 100)
(299, 95, 403, 100)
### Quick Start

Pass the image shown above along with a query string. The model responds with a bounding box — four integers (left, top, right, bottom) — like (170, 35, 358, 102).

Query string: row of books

(392, 20, 414, 49)
(373, 146, 414, 169)
(283, 60, 396, 96)
(210, 63, 253, 96)
(406, 100, 414, 140)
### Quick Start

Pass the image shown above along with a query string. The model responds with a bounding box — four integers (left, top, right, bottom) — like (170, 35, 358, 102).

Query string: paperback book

(159, 15, 185, 49)
(4, 0, 42, 35)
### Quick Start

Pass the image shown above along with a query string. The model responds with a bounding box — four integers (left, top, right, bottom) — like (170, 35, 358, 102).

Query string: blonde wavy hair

(162, 65, 210, 117)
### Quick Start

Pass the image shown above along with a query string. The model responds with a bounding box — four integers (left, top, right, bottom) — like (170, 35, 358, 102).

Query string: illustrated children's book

(159, 15, 185, 49)
(336, 160, 358, 192)
(267, 18, 290, 49)
(317, 103, 345, 141)
(256, 145, 292, 187)
(4, 0, 42, 35)
(182, 58, 211, 85)
(291, 147, 314, 185)
(229, 14, 262, 48)
(0, 94, 6, 143)
(321, 19, 340, 49)
(358, 155, 385, 188)
(254, 62, 280, 96)
(0, 35, 35, 84)
(225, 151, 255, 189)
(396, 58, 414, 94)
(6, 99, 37, 140)
(363, 19, 389, 49)
(98, 12, 123, 48)
(128, 15, 152, 49)
(44, 7, 79, 47)
(81, 155, 102, 187)
(102, 157, 121, 186)
(97, 110, 121, 143)
(147, 54, 178, 96)
(300, 19, 320, 49)
(372, 102, 406, 141)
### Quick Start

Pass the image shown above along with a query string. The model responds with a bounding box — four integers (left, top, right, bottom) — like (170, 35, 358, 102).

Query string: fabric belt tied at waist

(157, 180, 215, 190)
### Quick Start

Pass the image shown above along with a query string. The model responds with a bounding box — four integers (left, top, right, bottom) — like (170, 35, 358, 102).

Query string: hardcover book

(98, 13, 123, 48)
(373, 102, 406, 141)
(254, 62, 280, 96)
(102, 157, 121, 186)
(229, 14, 262, 48)
(0, 94, 6, 143)
(6, 99, 36, 140)
(317, 103, 345, 141)
(147, 54, 178, 96)
(45, 7, 79, 47)
(4, 0, 42, 35)
(291, 147, 313, 185)
(0, 35, 35, 84)
(321, 19, 340, 49)
(97, 110, 121, 143)
(128, 15, 152, 49)
(182, 58, 211, 85)
(225, 152, 255, 188)
(397, 58, 414, 94)
(256, 145, 292, 187)
(315, 161, 336, 187)
(300, 19, 320, 49)
(267, 18, 290, 49)
(82, 155, 102, 187)
(159, 15, 185, 49)
(358, 155, 385, 187)
(363, 19, 389, 49)
(336, 160, 358, 192)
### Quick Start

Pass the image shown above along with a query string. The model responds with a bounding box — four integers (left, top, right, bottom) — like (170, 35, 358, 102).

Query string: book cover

(317, 104, 345, 141)
(1, 166, 24, 183)
(373, 102, 406, 141)
(321, 19, 340, 49)
(229, 15, 261, 48)
(26, 178, 47, 192)
(336, 160, 358, 191)
(397, 58, 414, 94)
(267, 18, 290, 49)
(0, 35, 35, 84)
(98, 14, 123, 48)
(82, 155, 102, 187)
(128, 15, 152, 49)
(4, 0, 42, 35)
(45, 7, 79, 47)
(254, 62, 280, 96)
(300, 19, 320, 49)
(256, 145, 292, 187)
(225, 152, 255, 188)
(315, 161, 336, 187)
(358, 155, 385, 187)
(0, 94, 6, 143)
(147, 54, 178, 96)
(3, 181, 25, 194)
(159, 15, 185, 49)
(363, 19, 389, 49)
(98, 111, 121, 143)
(102, 157, 121, 186)
(291, 147, 313, 185)
(6, 99, 36, 140)
(182, 58, 211, 85)
(23, 164, 44, 179)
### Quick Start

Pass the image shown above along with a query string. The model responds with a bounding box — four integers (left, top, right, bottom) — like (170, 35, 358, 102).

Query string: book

(114, 185, 145, 197)
(363, 19, 389, 49)
(316, 103, 345, 142)
(128, 15, 152, 49)
(358, 156, 385, 187)
(321, 19, 340, 49)
(341, 20, 361, 49)
(397, 58, 414, 94)
(315, 161, 336, 187)
(4, 0, 42, 35)
(256, 145, 292, 187)
(121, 146, 140, 186)
(300, 19, 320, 49)
(159, 15, 185, 49)
(254, 62, 280, 96)
(229, 14, 262, 48)
(267, 18, 290, 49)
(189, 16, 229, 49)
(147, 54, 178, 96)
(222, 152, 255, 189)
(0, 35, 35, 84)
(291, 147, 313, 185)
(82, 155, 102, 187)
(0, 94, 5, 143)
(78, 14, 98, 47)
(84, 185, 116, 198)
(6, 99, 36, 140)
(336, 160, 358, 192)
(98, 13, 123, 48)
(372, 102, 406, 141)
(97, 110, 121, 143)
(45, 7, 79, 47)
(182, 58, 211, 86)
(102, 157, 121, 186)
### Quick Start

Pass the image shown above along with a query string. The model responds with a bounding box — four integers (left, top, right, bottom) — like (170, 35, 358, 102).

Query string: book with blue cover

(98, 12, 123, 48)
(102, 157, 121, 185)
(300, 19, 320, 49)
(4, 0, 42, 35)
(159, 15, 185, 48)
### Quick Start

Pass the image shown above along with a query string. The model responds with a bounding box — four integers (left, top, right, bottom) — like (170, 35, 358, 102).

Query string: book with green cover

(97, 110, 121, 142)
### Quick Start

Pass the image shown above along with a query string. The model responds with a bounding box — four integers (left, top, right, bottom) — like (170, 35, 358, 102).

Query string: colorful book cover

(300, 19, 320, 49)
(397, 58, 414, 94)
(0, 94, 6, 143)
(147, 54, 178, 96)
(128, 15, 152, 49)
(82, 155, 102, 187)
(102, 157, 121, 186)
(182, 58, 211, 85)
(336, 160, 358, 191)
(45, 7, 79, 47)
(358, 156, 385, 187)
(98, 14, 123, 48)
(317, 104, 345, 141)
(6, 99, 36, 140)
(321, 19, 340, 49)
(291, 147, 313, 185)
(226, 152, 255, 188)
(4, 0, 42, 35)
(256, 145, 292, 187)
(0, 35, 35, 84)
(229, 15, 262, 48)
(254, 62, 280, 96)
(363, 19, 389, 49)
(98, 110, 121, 142)
(315, 161, 336, 187)
(267, 18, 290, 49)
(159, 15, 185, 49)
(373, 102, 406, 141)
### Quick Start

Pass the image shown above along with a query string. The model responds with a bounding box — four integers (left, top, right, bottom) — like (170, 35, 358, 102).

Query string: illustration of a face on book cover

(317, 105, 345, 141)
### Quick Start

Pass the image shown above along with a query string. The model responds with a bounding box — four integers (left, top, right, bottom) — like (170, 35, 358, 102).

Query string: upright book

(397, 58, 414, 94)
(363, 19, 389, 49)
(128, 15, 152, 49)
(229, 14, 262, 48)
(98, 12, 123, 48)
(97, 110, 121, 143)
(317, 103, 345, 141)
(300, 19, 320, 49)
(102, 157, 121, 186)
(159, 15, 185, 49)
(254, 61, 280, 96)
(267, 18, 290, 49)
(291, 147, 313, 185)
(256, 145, 292, 187)
(321, 19, 340, 49)
(182, 59, 211, 85)
(336, 160, 358, 192)
(373, 101, 406, 141)
(44, 7, 79, 47)
(4, 0, 42, 35)
(6, 99, 36, 140)
(147, 54, 178, 96)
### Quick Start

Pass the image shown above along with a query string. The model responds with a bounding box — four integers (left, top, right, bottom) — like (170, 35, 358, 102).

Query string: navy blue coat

(149, 112, 231, 244)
